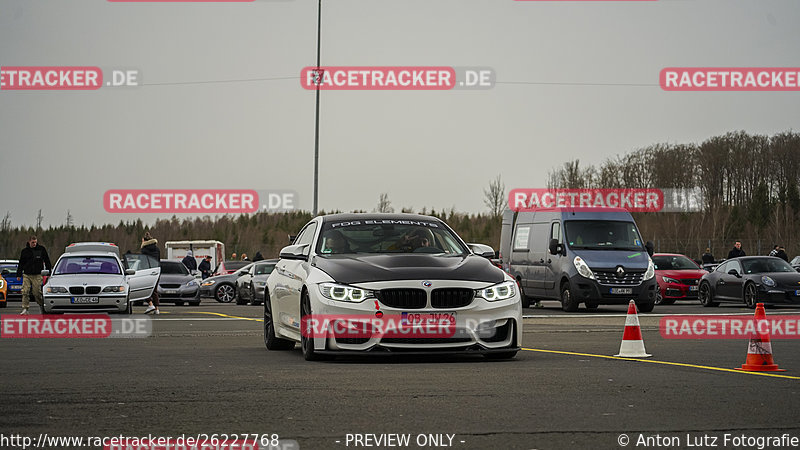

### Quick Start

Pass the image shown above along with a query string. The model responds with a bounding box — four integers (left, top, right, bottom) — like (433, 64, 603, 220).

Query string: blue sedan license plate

(610, 288, 633, 295)
(71, 296, 99, 304)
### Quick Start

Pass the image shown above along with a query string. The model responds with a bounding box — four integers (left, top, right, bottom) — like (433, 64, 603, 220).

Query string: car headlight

(662, 276, 679, 284)
(476, 280, 517, 301)
(186, 280, 197, 287)
(46, 286, 68, 294)
(319, 283, 372, 302)
(644, 259, 655, 280)
(102, 285, 126, 293)
(254, 281, 266, 286)
(761, 276, 776, 287)
(201, 280, 216, 287)
(0, 279, 4, 289)
(573, 256, 595, 280)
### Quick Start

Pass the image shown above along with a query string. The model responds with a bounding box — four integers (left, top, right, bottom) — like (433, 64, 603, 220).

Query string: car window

(715, 261, 728, 273)
(653, 255, 699, 270)
(255, 263, 275, 275)
(316, 220, 467, 255)
(513, 225, 530, 251)
(54, 256, 122, 275)
(742, 258, 795, 274)
(727, 260, 742, 273)
(234, 263, 254, 275)
(124, 253, 159, 270)
(295, 222, 318, 255)
(161, 262, 189, 275)
(550, 222, 562, 244)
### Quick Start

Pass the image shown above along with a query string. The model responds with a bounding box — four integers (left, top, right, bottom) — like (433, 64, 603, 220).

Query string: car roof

(320, 213, 445, 223)
(65, 242, 121, 257)
(59, 251, 121, 259)
(653, 253, 690, 257)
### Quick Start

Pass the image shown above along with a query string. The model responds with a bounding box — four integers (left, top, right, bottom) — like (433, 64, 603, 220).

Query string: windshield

(161, 261, 189, 275)
(317, 220, 468, 255)
(742, 258, 796, 274)
(54, 256, 121, 275)
(653, 255, 700, 270)
(564, 220, 643, 251)
(1, 264, 16, 275)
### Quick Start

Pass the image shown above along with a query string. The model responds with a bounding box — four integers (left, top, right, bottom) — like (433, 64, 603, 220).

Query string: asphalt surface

(2, 298, 800, 450)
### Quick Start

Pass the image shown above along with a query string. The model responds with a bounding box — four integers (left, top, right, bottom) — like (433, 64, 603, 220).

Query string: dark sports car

(698, 256, 800, 308)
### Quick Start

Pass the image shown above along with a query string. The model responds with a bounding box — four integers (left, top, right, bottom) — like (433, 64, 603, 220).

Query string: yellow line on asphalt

(185, 311, 263, 322)
(521, 347, 800, 380)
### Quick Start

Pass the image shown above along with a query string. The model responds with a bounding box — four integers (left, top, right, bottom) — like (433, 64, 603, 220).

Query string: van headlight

(46, 286, 68, 294)
(644, 259, 655, 280)
(319, 283, 373, 303)
(573, 256, 595, 280)
(476, 280, 517, 301)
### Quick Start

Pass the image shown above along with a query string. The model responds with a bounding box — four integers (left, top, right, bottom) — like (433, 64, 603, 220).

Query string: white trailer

(165, 240, 225, 276)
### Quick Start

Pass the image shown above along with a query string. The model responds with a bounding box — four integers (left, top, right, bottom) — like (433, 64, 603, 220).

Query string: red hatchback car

(652, 253, 707, 305)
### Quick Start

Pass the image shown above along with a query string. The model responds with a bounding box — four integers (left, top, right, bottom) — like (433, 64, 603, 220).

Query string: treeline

(548, 130, 800, 259)
(0, 210, 502, 261)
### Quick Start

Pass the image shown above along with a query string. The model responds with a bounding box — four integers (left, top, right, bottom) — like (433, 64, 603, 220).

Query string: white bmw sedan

(264, 214, 523, 360)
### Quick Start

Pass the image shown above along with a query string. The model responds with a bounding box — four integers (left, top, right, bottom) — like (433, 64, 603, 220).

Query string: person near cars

(322, 230, 351, 254)
(181, 250, 197, 272)
(141, 232, 161, 315)
(727, 241, 746, 259)
(768, 245, 779, 257)
(16, 235, 52, 315)
(701, 248, 715, 264)
(241, 253, 249, 261)
(775, 246, 789, 262)
(252, 252, 264, 262)
(231, 253, 237, 260)
(198, 255, 212, 279)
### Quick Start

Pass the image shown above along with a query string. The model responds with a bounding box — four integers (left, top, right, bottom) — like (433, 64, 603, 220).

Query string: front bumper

(157, 286, 200, 303)
(293, 280, 523, 354)
(758, 287, 800, 305)
(569, 274, 657, 305)
(43, 294, 129, 313)
(660, 283, 700, 300)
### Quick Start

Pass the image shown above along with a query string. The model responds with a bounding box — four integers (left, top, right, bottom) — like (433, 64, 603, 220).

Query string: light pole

(312, 0, 322, 216)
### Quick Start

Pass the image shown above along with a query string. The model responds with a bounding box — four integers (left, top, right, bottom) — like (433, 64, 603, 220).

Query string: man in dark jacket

(701, 248, 715, 264)
(181, 250, 198, 272)
(252, 252, 264, 262)
(198, 255, 212, 279)
(16, 235, 52, 315)
(141, 232, 161, 314)
(775, 246, 789, 262)
(727, 241, 746, 259)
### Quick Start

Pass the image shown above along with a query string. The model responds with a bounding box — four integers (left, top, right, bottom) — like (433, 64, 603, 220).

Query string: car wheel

(560, 282, 578, 312)
(654, 291, 675, 305)
(215, 284, 235, 303)
(743, 282, 758, 309)
(300, 290, 326, 361)
(517, 279, 530, 308)
(125, 298, 132, 314)
(264, 292, 295, 351)
(235, 288, 247, 305)
(698, 281, 718, 307)
(637, 299, 655, 313)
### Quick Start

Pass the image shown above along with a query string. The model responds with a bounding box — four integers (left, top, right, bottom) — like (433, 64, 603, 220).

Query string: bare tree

(65, 210, 74, 228)
(483, 175, 506, 217)
(376, 193, 394, 213)
(36, 209, 44, 230)
(1, 212, 10, 231)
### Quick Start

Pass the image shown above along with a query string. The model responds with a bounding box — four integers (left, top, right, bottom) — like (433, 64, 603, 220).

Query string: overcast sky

(1, 0, 798, 228)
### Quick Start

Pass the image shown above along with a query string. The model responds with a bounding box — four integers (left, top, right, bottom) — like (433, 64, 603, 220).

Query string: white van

(165, 240, 225, 276)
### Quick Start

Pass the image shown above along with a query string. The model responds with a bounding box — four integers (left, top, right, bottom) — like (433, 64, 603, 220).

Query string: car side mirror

(727, 269, 740, 277)
(548, 239, 562, 256)
(279, 244, 309, 261)
(468, 243, 495, 259)
(41, 269, 51, 276)
(125, 269, 136, 275)
(645, 241, 655, 257)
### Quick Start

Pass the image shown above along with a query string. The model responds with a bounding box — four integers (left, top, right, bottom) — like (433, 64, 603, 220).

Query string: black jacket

(727, 247, 746, 259)
(182, 255, 198, 271)
(198, 259, 211, 278)
(141, 239, 161, 262)
(17, 243, 52, 277)
(701, 253, 715, 264)
(775, 250, 789, 262)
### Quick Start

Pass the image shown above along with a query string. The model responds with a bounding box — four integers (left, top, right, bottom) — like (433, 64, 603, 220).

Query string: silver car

(42, 242, 160, 314)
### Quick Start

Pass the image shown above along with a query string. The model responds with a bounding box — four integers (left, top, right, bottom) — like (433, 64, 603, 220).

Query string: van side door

(509, 224, 533, 293)
(527, 222, 550, 296)
(542, 221, 564, 298)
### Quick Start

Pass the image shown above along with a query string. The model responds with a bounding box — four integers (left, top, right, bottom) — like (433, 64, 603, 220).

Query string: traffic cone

(736, 303, 785, 372)
(615, 300, 651, 358)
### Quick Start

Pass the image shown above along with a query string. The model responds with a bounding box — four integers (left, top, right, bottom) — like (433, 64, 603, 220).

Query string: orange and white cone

(615, 300, 651, 358)
(736, 303, 785, 372)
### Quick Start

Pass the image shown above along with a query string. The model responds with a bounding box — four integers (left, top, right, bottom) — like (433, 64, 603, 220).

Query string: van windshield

(564, 220, 643, 251)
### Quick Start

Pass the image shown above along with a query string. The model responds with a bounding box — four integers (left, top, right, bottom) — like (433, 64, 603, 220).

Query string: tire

(637, 299, 655, 313)
(698, 281, 718, 307)
(235, 291, 247, 305)
(300, 290, 326, 361)
(264, 292, 295, 351)
(214, 284, 236, 303)
(125, 298, 132, 314)
(517, 280, 531, 308)
(743, 282, 758, 309)
(585, 302, 598, 311)
(560, 282, 579, 312)
(655, 291, 675, 305)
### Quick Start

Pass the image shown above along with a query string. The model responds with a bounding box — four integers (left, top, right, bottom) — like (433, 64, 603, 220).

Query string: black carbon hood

(312, 254, 505, 285)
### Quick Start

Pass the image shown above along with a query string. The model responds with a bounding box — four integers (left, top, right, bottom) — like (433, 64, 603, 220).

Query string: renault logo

(615, 266, 626, 278)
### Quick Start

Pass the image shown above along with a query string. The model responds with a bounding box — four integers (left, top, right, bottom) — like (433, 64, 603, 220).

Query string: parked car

(42, 242, 159, 314)
(698, 256, 800, 308)
(236, 259, 278, 305)
(200, 262, 254, 303)
(0, 259, 22, 298)
(264, 213, 522, 360)
(791, 256, 800, 272)
(499, 208, 657, 312)
(652, 253, 708, 305)
(156, 259, 201, 306)
(214, 260, 250, 276)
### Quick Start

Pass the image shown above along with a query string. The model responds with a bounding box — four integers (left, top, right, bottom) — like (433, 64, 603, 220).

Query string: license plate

(610, 288, 633, 295)
(689, 286, 699, 291)
(166, 290, 177, 294)
(71, 296, 99, 304)
(401, 312, 456, 326)
(795, 290, 800, 297)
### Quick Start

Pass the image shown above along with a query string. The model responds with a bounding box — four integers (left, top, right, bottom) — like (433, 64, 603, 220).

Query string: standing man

(727, 241, 746, 259)
(141, 232, 161, 315)
(198, 255, 212, 279)
(181, 250, 197, 272)
(775, 246, 789, 262)
(701, 248, 715, 264)
(16, 235, 52, 315)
